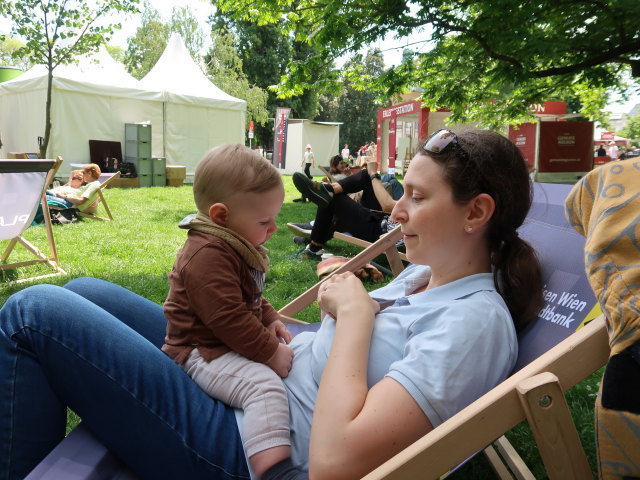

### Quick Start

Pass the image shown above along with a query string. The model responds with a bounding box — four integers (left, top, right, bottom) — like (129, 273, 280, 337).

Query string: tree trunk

(40, 58, 54, 159)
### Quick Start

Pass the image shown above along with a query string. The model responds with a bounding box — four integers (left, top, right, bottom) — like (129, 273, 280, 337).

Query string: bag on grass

(50, 208, 79, 225)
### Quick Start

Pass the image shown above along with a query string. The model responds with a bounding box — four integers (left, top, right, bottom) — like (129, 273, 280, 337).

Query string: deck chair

(1, 157, 67, 283)
(28, 183, 608, 479)
(76, 171, 121, 221)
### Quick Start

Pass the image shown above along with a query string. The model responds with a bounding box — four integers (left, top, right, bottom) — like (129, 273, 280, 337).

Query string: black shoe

(293, 236, 311, 245)
(292, 172, 333, 208)
(292, 197, 305, 203)
(287, 222, 313, 237)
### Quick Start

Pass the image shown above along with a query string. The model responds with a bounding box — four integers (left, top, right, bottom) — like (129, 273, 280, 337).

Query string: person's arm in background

(366, 158, 397, 213)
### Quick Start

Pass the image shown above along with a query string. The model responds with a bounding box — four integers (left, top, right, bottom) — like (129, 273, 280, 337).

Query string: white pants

(183, 349, 290, 458)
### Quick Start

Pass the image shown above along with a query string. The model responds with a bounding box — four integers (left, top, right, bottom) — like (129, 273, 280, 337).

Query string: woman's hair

(420, 129, 543, 331)
(329, 155, 343, 174)
(82, 164, 101, 182)
(193, 144, 283, 214)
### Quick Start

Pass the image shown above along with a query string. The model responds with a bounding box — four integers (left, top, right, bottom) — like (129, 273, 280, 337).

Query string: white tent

(0, 47, 163, 177)
(0, 36, 246, 179)
(139, 33, 246, 179)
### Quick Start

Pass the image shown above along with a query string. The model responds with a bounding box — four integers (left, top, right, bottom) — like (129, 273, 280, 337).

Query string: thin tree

(1, 0, 139, 158)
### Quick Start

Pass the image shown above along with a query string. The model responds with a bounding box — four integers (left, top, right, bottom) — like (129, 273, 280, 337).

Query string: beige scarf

(179, 213, 269, 273)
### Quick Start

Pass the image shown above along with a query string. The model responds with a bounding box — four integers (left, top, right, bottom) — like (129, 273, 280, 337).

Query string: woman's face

(391, 154, 471, 268)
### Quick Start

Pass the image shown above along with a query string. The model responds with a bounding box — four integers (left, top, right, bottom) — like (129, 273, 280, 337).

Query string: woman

(328, 154, 352, 180)
(0, 129, 542, 480)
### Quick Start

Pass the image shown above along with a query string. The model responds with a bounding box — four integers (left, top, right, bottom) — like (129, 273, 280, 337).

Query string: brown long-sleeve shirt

(162, 231, 280, 365)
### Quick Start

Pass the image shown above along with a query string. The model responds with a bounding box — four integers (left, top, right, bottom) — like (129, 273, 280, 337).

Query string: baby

(162, 144, 305, 479)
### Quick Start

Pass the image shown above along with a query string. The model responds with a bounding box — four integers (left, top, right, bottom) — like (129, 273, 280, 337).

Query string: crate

(125, 141, 151, 158)
(166, 165, 187, 179)
(138, 174, 152, 187)
(125, 123, 152, 143)
(152, 157, 167, 175)
(152, 173, 166, 187)
(126, 157, 151, 175)
(166, 178, 185, 187)
(106, 177, 139, 188)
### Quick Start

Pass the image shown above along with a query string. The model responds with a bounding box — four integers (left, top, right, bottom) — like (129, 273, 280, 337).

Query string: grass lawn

(0, 175, 602, 479)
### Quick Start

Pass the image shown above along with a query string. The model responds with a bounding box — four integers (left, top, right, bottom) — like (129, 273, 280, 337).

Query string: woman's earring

(464, 225, 473, 233)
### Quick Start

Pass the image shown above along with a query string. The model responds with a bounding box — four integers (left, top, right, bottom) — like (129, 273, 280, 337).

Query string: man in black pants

(292, 159, 397, 260)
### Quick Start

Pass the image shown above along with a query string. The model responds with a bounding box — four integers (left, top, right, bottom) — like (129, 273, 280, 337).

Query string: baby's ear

(208, 203, 228, 226)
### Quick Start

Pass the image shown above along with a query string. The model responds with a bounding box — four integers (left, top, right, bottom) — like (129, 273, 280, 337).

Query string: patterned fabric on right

(565, 158, 640, 480)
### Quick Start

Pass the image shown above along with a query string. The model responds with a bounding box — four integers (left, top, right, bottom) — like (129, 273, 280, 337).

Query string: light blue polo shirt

(238, 264, 517, 473)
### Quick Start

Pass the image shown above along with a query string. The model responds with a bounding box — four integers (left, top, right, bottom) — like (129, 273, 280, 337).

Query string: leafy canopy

(213, 0, 640, 127)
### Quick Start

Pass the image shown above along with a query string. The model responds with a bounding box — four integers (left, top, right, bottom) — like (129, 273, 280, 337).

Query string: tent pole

(162, 100, 166, 158)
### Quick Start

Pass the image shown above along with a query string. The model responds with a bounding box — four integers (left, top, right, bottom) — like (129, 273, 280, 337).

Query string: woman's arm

(311, 274, 433, 480)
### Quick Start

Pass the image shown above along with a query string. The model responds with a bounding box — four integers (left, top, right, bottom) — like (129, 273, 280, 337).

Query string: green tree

(0, 35, 32, 70)
(620, 112, 640, 141)
(213, 0, 640, 128)
(1, 0, 139, 158)
(123, 1, 169, 79)
(169, 5, 205, 60)
(205, 28, 269, 132)
(124, 2, 205, 80)
(335, 50, 385, 152)
(211, 13, 326, 146)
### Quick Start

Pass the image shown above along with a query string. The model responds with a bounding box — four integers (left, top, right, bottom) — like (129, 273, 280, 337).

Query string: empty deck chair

(1, 157, 66, 282)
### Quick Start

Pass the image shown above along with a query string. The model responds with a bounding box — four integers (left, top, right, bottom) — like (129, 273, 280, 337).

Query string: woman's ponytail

(492, 234, 543, 331)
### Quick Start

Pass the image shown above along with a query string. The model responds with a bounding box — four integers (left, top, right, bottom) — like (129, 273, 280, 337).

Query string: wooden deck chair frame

(318, 165, 337, 182)
(1, 157, 67, 283)
(77, 171, 121, 221)
(332, 229, 407, 276)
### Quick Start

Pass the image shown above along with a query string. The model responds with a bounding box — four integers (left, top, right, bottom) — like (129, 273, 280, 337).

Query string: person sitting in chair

(49, 163, 101, 210)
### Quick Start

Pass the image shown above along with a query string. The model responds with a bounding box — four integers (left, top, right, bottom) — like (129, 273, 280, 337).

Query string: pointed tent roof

(139, 33, 245, 111)
(0, 46, 158, 100)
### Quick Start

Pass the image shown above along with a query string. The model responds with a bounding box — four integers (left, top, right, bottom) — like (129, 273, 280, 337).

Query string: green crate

(152, 157, 167, 175)
(125, 141, 151, 158)
(152, 173, 167, 187)
(126, 157, 151, 175)
(138, 174, 152, 187)
(125, 123, 152, 143)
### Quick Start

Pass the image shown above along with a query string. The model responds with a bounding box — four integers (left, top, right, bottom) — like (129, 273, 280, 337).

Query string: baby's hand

(268, 320, 292, 344)
(266, 343, 293, 378)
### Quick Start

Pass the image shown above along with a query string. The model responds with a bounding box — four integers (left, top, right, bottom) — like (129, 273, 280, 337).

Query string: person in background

(608, 142, 619, 161)
(340, 144, 350, 161)
(328, 154, 352, 181)
(294, 145, 315, 203)
(596, 144, 607, 157)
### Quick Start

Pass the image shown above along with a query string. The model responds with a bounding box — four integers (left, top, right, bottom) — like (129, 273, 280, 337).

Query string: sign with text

(508, 123, 537, 169)
(272, 107, 291, 169)
(537, 121, 593, 173)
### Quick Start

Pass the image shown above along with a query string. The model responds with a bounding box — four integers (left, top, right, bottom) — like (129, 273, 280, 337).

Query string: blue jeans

(0, 278, 250, 480)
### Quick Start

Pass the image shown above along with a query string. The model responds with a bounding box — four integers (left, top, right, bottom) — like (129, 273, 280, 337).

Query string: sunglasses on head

(423, 129, 461, 155)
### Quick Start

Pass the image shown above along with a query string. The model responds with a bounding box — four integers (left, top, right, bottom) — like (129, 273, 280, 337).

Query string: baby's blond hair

(193, 144, 283, 214)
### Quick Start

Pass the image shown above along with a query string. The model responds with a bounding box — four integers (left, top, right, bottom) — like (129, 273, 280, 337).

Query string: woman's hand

(268, 320, 292, 344)
(265, 343, 293, 378)
(317, 272, 379, 321)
